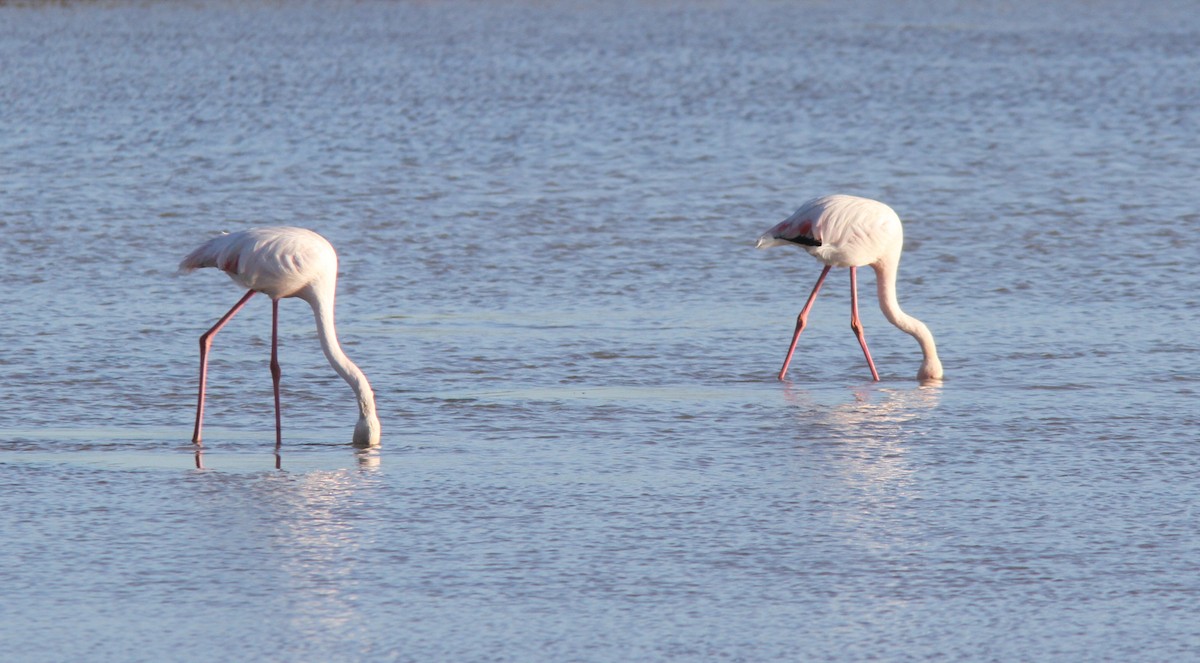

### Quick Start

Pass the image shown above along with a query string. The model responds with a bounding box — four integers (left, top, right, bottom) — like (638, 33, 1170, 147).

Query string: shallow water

(2, 1, 1199, 660)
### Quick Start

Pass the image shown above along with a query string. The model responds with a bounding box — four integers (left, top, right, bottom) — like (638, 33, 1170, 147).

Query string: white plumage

(181, 227, 381, 447)
(757, 195, 943, 382)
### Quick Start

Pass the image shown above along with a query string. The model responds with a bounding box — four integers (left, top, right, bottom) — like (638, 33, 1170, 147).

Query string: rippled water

(2, 1, 1199, 660)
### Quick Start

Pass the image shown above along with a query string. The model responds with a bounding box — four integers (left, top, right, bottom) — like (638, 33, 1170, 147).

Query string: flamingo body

(756, 195, 901, 268)
(181, 227, 337, 299)
(757, 195, 943, 382)
(181, 227, 381, 447)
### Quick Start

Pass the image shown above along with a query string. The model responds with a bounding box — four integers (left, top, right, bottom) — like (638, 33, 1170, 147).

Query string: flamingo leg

(270, 298, 283, 448)
(849, 267, 881, 381)
(193, 290, 257, 444)
(778, 264, 832, 380)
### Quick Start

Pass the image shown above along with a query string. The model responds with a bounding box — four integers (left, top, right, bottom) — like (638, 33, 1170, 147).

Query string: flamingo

(756, 194, 943, 382)
(180, 227, 381, 447)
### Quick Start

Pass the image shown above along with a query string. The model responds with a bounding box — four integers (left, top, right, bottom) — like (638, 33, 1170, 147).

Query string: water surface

(2, 1, 1198, 660)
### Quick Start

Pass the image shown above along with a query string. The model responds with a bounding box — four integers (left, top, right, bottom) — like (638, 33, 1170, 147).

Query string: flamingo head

(917, 356, 944, 382)
(353, 412, 382, 448)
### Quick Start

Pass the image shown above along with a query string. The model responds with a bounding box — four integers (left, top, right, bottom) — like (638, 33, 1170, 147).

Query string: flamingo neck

(872, 259, 944, 381)
(304, 283, 382, 446)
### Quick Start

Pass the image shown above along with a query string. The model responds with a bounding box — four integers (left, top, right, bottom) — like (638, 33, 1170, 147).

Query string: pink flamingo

(180, 227, 381, 447)
(756, 195, 943, 382)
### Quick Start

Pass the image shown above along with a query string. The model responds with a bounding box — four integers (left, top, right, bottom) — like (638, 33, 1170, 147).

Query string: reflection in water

(192, 453, 383, 636)
(191, 445, 380, 472)
(782, 381, 942, 432)
(834, 383, 939, 428)
(783, 382, 943, 497)
(782, 383, 944, 556)
(265, 469, 373, 639)
(192, 445, 283, 470)
(355, 447, 382, 470)
(184, 444, 381, 636)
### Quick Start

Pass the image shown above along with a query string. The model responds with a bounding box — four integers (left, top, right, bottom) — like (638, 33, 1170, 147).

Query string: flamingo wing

(756, 195, 900, 268)
(180, 227, 335, 298)
(755, 200, 823, 249)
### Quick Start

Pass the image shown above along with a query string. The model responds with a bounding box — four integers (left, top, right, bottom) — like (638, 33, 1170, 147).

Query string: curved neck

(302, 283, 379, 430)
(872, 258, 943, 380)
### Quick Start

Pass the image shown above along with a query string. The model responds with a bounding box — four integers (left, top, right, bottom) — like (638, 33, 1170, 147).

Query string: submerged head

(917, 353, 944, 382)
(353, 412, 382, 448)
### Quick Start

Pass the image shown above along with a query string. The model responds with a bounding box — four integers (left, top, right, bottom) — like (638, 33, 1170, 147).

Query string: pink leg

(270, 299, 282, 448)
(849, 267, 880, 381)
(778, 264, 832, 380)
(193, 290, 257, 444)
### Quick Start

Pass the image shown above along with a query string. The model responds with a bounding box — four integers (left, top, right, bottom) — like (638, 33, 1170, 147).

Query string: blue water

(2, 1, 1199, 660)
